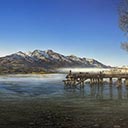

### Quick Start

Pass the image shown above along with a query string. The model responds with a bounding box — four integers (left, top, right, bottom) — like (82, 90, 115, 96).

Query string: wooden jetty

(63, 70, 128, 86)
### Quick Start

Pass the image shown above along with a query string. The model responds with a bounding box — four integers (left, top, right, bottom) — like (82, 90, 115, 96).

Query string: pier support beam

(90, 78, 103, 84)
(99, 78, 103, 84)
(109, 77, 113, 84)
(90, 78, 94, 84)
(125, 78, 128, 86)
(97, 78, 100, 84)
(94, 78, 98, 84)
(117, 78, 122, 87)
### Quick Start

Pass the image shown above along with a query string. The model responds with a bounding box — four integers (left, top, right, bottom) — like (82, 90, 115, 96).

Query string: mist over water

(58, 68, 110, 73)
(0, 73, 127, 101)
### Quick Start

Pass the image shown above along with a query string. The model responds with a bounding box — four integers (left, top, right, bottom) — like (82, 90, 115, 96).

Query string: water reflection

(117, 86, 122, 100)
(90, 84, 95, 97)
(64, 85, 85, 98)
(64, 83, 128, 100)
(109, 84, 113, 99)
(89, 84, 104, 99)
(97, 84, 104, 99)
(126, 86, 128, 98)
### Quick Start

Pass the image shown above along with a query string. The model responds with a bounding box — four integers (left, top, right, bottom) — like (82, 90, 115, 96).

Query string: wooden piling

(125, 78, 128, 86)
(117, 78, 122, 87)
(109, 77, 112, 84)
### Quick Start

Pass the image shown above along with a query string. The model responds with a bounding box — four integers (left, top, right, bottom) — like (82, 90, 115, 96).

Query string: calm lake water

(0, 73, 127, 101)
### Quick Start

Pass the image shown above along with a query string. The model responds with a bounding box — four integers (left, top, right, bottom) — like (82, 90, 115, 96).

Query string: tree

(121, 42, 128, 51)
(119, 0, 128, 51)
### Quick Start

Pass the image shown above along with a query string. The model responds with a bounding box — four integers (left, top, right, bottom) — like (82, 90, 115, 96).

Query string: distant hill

(0, 49, 109, 74)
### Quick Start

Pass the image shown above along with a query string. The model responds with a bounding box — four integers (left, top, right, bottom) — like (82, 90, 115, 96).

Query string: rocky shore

(0, 98, 128, 128)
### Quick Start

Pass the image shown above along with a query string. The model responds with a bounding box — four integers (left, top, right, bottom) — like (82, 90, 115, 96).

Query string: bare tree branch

(119, 0, 128, 33)
(121, 42, 128, 51)
(119, 0, 128, 51)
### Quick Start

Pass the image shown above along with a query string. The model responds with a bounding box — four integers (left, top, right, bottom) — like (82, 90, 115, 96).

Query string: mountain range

(0, 49, 109, 74)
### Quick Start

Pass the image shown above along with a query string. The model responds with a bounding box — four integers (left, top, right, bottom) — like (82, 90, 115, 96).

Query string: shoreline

(0, 98, 127, 128)
(0, 67, 112, 75)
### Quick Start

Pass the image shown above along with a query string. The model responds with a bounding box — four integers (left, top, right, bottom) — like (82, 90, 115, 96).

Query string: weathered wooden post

(65, 70, 73, 86)
(100, 78, 103, 84)
(94, 78, 97, 84)
(117, 78, 122, 87)
(97, 78, 100, 84)
(99, 72, 103, 84)
(82, 78, 85, 86)
(109, 77, 112, 84)
(91, 78, 93, 84)
(125, 78, 128, 86)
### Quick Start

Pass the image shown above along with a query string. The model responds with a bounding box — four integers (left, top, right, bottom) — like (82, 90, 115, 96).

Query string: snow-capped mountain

(0, 49, 109, 73)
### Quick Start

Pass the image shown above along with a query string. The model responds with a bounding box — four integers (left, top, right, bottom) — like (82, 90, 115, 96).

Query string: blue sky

(0, 0, 127, 66)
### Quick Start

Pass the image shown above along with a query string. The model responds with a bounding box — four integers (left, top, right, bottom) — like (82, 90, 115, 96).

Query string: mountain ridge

(0, 49, 109, 74)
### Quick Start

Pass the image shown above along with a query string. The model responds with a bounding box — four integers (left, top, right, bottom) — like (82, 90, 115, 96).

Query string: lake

(0, 73, 127, 100)
(0, 74, 128, 128)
